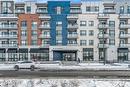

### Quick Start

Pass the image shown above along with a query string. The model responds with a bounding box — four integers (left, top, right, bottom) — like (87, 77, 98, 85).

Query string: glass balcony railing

(0, 25, 17, 29)
(0, 44, 17, 47)
(0, 14, 17, 17)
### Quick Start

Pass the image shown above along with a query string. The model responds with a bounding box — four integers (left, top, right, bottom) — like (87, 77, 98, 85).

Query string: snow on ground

(0, 79, 129, 87)
(0, 62, 130, 70)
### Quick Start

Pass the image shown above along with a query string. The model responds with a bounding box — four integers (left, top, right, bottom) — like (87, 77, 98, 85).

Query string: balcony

(0, 25, 17, 29)
(119, 44, 130, 48)
(98, 24, 109, 29)
(98, 34, 109, 38)
(98, 43, 109, 48)
(15, 10, 25, 14)
(0, 35, 17, 39)
(67, 14, 78, 20)
(39, 25, 50, 29)
(36, 9, 48, 14)
(39, 14, 51, 20)
(39, 35, 51, 38)
(98, 14, 109, 19)
(103, 9, 116, 14)
(67, 43, 78, 46)
(120, 24, 130, 29)
(0, 14, 17, 19)
(119, 14, 130, 19)
(67, 24, 78, 29)
(119, 34, 130, 38)
(67, 33, 78, 38)
(70, 9, 82, 14)
(0, 44, 17, 48)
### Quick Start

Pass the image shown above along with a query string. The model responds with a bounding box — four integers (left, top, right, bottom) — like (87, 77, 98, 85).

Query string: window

(31, 31, 37, 36)
(109, 39, 115, 45)
(21, 31, 27, 36)
(43, 31, 50, 36)
(80, 30, 86, 36)
(88, 21, 94, 26)
(127, 6, 130, 13)
(27, 6, 31, 13)
(31, 40, 37, 45)
(80, 40, 87, 46)
(21, 21, 27, 28)
(56, 30, 62, 36)
(32, 22, 37, 29)
(56, 21, 62, 26)
(86, 6, 90, 12)
(56, 40, 62, 45)
(109, 30, 115, 37)
(83, 48, 93, 61)
(80, 21, 86, 26)
(120, 6, 124, 14)
(89, 40, 94, 46)
(109, 21, 115, 27)
(89, 30, 94, 36)
(95, 6, 99, 12)
(56, 7, 62, 14)
(21, 40, 27, 45)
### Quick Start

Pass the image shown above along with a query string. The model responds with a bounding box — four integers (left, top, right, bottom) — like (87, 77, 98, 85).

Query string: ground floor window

(8, 53, 18, 61)
(0, 53, 5, 61)
(19, 53, 28, 61)
(31, 53, 49, 61)
(118, 52, 128, 61)
(99, 48, 106, 61)
(83, 48, 93, 61)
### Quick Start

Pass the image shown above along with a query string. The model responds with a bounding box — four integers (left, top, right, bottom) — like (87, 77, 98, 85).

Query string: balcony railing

(0, 44, 17, 47)
(67, 24, 78, 29)
(0, 25, 17, 29)
(67, 43, 78, 46)
(70, 9, 81, 13)
(98, 43, 109, 48)
(67, 33, 78, 38)
(120, 24, 130, 29)
(39, 25, 50, 29)
(119, 44, 130, 48)
(98, 14, 109, 19)
(15, 10, 25, 13)
(67, 14, 78, 19)
(39, 14, 51, 19)
(0, 35, 17, 38)
(0, 14, 17, 18)
(36, 9, 48, 13)
(98, 24, 109, 29)
(103, 9, 116, 13)
(119, 14, 130, 18)
(39, 35, 51, 38)
(98, 34, 109, 38)
(120, 34, 130, 38)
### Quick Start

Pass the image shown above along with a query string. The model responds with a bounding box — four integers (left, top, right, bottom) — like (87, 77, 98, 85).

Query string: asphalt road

(0, 69, 130, 79)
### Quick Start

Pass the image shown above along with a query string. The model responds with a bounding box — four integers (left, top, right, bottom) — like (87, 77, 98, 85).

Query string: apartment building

(0, 0, 130, 62)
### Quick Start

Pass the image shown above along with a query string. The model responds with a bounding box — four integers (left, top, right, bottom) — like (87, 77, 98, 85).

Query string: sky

(15, 0, 81, 3)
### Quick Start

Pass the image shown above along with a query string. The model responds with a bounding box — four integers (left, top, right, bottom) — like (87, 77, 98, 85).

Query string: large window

(94, 6, 99, 12)
(80, 40, 87, 46)
(86, 6, 91, 12)
(2, 2, 12, 14)
(89, 40, 94, 46)
(127, 6, 130, 13)
(120, 6, 124, 14)
(8, 53, 17, 61)
(109, 21, 115, 27)
(56, 7, 62, 14)
(89, 30, 94, 36)
(83, 48, 93, 61)
(0, 53, 5, 61)
(80, 30, 86, 36)
(21, 21, 27, 28)
(88, 21, 94, 26)
(80, 21, 86, 26)
(32, 22, 37, 29)
(109, 39, 115, 45)
(56, 30, 62, 36)
(27, 6, 31, 13)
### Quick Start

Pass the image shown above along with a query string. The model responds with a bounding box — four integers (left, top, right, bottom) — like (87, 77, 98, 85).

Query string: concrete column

(128, 49, 130, 61)
(94, 48, 99, 62)
(5, 49, 8, 62)
(28, 48, 31, 61)
(77, 48, 82, 61)
(49, 51, 53, 61)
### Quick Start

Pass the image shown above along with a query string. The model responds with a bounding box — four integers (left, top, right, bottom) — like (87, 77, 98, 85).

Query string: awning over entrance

(118, 48, 128, 53)
(7, 48, 17, 53)
(19, 48, 28, 53)
(0, 48, 6, 53)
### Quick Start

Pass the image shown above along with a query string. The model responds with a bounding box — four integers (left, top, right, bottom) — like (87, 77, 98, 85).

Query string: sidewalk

(0, 62, 130, 71)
